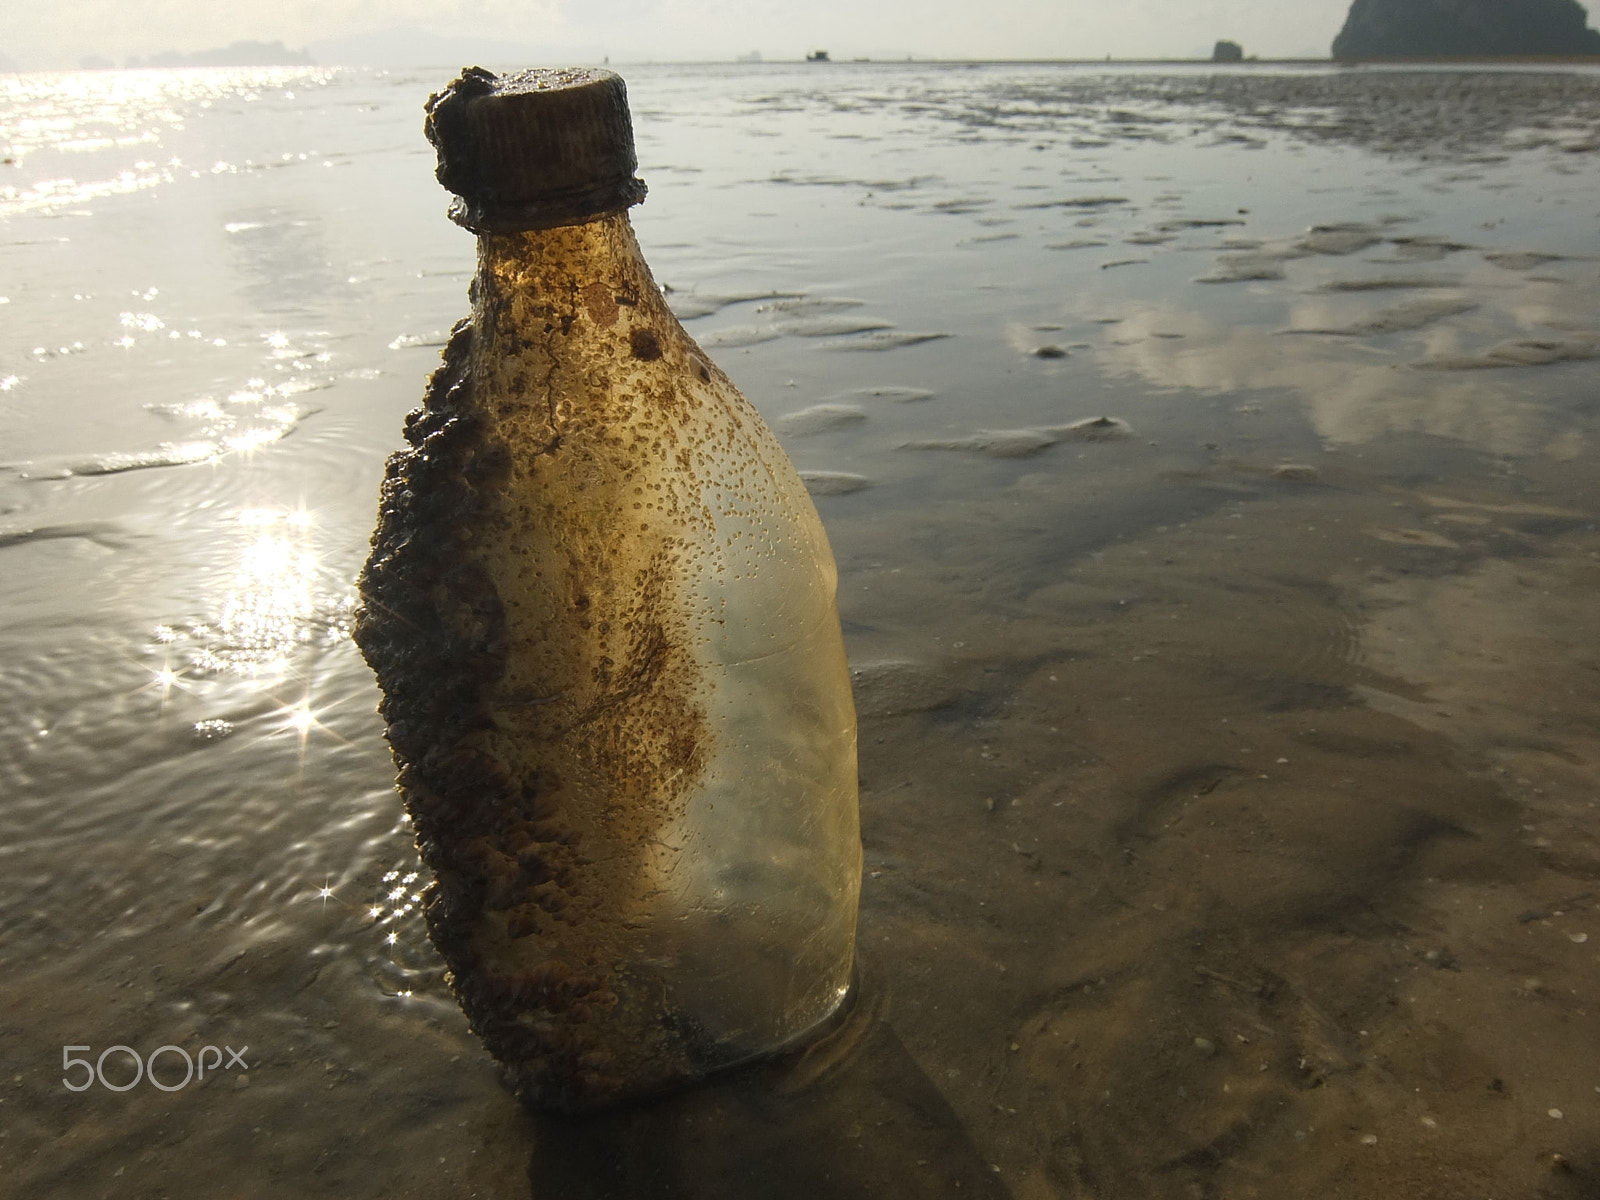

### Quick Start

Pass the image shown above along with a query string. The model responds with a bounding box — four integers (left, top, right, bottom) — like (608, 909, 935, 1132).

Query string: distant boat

(806, 50, 830, 62)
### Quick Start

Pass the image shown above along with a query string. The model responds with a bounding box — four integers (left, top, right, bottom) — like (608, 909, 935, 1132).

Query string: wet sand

(838, 451, 1600, 1198)
(1, 61, 1599, 1199)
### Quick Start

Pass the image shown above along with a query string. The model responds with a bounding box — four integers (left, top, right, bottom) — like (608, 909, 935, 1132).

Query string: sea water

(2, 61, 1599, 1199)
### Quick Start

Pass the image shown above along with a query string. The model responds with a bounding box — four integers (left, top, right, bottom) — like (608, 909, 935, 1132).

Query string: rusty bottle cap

(424, 66, 649, 234)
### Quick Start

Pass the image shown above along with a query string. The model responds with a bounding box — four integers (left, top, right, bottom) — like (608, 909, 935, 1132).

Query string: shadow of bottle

(525, 960, 1011, 1200)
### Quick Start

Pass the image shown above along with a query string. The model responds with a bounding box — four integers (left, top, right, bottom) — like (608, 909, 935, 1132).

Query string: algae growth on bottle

(354, 67, 862, 1113)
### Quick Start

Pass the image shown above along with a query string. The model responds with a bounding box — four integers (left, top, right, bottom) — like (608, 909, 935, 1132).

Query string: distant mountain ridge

(127, 40, 314, 68)
(307, 28, 604, 68)
(1333, 0, 1600, 58)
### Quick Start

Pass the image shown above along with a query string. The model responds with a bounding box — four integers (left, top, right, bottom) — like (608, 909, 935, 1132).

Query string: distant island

(126, 40, 314, 68)
(1333, 0, 1600, 58)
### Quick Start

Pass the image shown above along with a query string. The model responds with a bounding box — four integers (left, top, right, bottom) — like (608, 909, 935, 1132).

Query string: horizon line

(14, 53, 1600, 75)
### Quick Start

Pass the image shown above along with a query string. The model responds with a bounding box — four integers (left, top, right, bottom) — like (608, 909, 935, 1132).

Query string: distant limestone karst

(1212, 40, 1245, 62)
(1333, 0, 1600, 58)
(127, 40, 314, 69)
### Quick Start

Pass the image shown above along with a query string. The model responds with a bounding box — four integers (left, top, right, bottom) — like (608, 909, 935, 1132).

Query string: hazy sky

(3, 0, 1370, 69)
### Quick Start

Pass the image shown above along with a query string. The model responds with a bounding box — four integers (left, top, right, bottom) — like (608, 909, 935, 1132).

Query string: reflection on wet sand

(1085, 232, 1599, 459)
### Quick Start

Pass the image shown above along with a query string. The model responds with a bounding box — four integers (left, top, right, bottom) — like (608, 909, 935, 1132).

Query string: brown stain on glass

(357, 215, 722, 1110)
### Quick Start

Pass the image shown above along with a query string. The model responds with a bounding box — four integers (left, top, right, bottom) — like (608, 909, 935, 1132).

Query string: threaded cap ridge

(424, 66, 648, 234)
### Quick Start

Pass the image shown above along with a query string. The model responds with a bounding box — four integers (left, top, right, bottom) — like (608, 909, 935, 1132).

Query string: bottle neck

(465, 208, 684, 430)
(476, 209, 650, 294)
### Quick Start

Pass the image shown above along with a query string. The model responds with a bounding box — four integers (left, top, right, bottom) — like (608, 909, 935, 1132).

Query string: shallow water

(2, 60, 1599, 1199)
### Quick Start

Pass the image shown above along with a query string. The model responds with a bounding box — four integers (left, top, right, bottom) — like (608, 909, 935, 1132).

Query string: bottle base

(523, 950, 1011, 1198)
(506, 955, 867, 1115)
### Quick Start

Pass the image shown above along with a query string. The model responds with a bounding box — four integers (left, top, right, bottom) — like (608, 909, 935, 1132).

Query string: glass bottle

(355, 67, 862, 1113)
